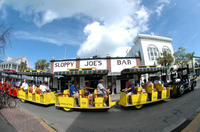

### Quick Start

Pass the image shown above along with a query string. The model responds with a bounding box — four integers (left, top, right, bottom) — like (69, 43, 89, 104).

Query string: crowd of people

(122, 76, 166, 104)
(0, 78, 51, 94)
(69, 79, 110, 107)
(0, 76, 166, 107)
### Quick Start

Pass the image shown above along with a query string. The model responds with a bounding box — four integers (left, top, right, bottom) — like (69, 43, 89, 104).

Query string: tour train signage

(53, 58, 137, 72)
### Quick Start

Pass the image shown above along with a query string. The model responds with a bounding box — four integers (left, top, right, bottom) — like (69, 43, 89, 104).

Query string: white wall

(141, 39, 174, 65)
(127, 34, 174, 66)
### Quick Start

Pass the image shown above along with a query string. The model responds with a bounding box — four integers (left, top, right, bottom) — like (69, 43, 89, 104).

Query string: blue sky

(0, 0, 199, 68)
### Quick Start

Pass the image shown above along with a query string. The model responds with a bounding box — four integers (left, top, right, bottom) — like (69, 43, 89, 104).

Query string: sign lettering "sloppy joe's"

(54, 61, 75, 67)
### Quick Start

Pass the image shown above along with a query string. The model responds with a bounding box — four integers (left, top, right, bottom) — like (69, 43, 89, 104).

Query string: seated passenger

(122, 79, 135, 104)
(97, 79, 110, 107)
(16, 79, 21, 88)
(22, 80, 29, 92)
(147, 78, 154, 87)
(39, 82, 50, 93)
(70, 81, 79, 105)
(84, 82, 94, 105)
(44, 82, 51, 92)
(32, 81, 36, 93)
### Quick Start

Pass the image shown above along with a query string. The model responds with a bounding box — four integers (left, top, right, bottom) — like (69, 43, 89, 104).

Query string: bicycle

(0, 88, 17, 109)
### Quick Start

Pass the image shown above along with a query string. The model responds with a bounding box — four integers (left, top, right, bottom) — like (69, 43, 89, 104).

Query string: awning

(17, 72, 53, 77)
(54, 69, 109, 76)
(121, 67, 168, 74)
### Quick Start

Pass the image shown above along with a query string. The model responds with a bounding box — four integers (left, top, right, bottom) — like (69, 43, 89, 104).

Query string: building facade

(51, 57, 140, 93)
(126, 34, 174, 66)
(0, 56, 32, 72)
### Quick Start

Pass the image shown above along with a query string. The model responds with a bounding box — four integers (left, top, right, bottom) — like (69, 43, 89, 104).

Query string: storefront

(51, 56, 140, 93)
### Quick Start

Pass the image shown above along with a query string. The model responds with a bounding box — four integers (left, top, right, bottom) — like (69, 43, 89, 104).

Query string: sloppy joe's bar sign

(111, 59, 137, 72)
(80, 59, 107, 70)
(53, 61, 76, 72)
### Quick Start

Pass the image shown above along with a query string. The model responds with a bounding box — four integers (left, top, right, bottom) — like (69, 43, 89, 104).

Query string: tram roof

(17, 72, 53, 77)
(121, 66, 168, 74)
(54, 69, 109, 76)
(0, 71, 53, 77)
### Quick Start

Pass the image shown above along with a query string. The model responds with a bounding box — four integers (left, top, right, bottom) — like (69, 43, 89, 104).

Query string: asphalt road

(0, 114, 18, 132)
(18, 79, 200, 132)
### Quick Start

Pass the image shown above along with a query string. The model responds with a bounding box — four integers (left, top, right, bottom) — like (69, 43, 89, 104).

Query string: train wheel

(63, 108, 72, 112)
(135, 104, 143, 109)
(178, 85, 184, 95)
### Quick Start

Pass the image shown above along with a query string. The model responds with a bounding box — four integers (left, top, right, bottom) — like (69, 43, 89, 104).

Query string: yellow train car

(119, 66, 170, 109)
(55, 89, 116, 111)
(17, 87, 56, 105)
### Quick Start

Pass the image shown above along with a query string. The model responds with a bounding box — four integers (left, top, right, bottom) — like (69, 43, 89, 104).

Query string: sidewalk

(0, 106, 56, 132)
(182, 112, 200, 132)
(0, 114, 17, 132)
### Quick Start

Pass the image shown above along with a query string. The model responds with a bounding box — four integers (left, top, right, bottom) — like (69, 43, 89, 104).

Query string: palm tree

(35, 59, 50, 71)
(173, 47, 188, 67)
(157, 51, 174, 67)
(186, 52, 195, 71)
(18, 62, 27, 72)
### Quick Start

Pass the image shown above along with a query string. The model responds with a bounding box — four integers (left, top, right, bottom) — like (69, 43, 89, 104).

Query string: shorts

(73, 93, 79, 98)
(24, 89, 28, 92)
(127, 92, 132, 95)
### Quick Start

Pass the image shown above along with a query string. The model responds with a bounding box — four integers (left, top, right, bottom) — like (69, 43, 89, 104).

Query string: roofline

(194, 56, 200, 58)
(51, 56, 140, 62)
(135, 34, 172, 43)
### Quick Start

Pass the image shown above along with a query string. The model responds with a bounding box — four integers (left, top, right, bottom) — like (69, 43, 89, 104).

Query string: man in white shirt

(97, 79, 110, 107)
(40, 82, 50, 93)
(39, 82, 47, 93)
(22, 80, 29, 92)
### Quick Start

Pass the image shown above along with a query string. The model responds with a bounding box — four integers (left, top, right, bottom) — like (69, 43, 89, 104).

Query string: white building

(0, 56, 32, 72)
(126, 34, 174, 66)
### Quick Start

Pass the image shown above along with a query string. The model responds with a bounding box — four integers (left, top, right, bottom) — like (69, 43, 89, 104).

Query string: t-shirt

(70, 85, 78, 96)
(22, 83, 28, 90)
(161, 80, 165, 86)
(128, 83, 135, 93)
(97, 83, 106, 95)
(16, 81, 21, 87)
(40, 85, 47, 92)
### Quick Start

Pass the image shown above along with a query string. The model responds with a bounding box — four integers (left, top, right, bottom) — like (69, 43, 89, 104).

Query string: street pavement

(0, 114, 17, 132)
(17, 79, 200, 132)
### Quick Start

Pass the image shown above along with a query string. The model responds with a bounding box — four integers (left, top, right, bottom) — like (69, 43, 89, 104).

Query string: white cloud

(1, 0, 170, 58)
(157, 0, 170, 4)
(14, 31, 79, 46)
(156, 4, 164, 16)
(155, 0, 170, 16)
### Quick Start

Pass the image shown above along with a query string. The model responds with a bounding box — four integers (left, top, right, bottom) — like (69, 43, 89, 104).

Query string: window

(162, 46, 171, 54)
(147, 45, 159, 61)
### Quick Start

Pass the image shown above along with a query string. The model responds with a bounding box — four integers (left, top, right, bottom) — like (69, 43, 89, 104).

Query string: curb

(182, 112, 200, 132)
(163, 118, 187, 132)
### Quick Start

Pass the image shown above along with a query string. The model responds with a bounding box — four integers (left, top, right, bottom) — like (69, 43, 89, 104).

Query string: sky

(0, 0, 200, 68)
